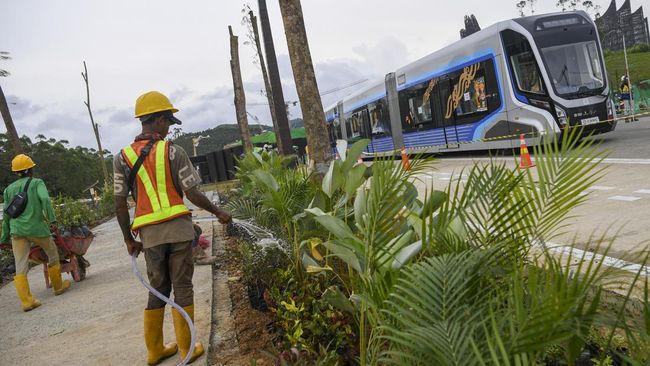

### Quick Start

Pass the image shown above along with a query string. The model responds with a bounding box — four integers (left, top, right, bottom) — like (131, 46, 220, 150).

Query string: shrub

(236, 238, 290, 311)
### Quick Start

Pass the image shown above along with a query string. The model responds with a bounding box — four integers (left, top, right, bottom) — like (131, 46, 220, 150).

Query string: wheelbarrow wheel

(75, 255, 87, 281)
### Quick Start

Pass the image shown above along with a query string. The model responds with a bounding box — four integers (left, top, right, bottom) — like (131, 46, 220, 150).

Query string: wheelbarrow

(28, 227, 94, 288)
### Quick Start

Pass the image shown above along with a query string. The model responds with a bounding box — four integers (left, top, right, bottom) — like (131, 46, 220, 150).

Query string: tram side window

(454, 65, 489, 116)
(368, 99, 390, 137)
(398, 80, 435, 131)
(502, 30, 545, 94)
(444, 58, 501, 124)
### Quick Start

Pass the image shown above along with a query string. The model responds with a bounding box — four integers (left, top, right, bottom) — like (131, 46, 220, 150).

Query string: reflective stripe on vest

(122, 140, 190, 230)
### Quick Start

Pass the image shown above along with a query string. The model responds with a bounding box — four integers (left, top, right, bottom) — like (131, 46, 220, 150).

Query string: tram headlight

(554, 105, 567, 126)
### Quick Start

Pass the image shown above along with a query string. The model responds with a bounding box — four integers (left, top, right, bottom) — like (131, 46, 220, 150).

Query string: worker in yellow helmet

(113, 91, 231, 365)
(1, 154, 71, 312)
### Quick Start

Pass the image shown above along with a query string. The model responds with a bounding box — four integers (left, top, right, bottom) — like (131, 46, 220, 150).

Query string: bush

(236, 238, 290, 311)
(629, 43, 650, 53)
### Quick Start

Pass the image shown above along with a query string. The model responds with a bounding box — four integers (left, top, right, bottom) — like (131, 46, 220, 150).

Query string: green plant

(236, 238, 290, 310)
(268, 268, 355, 364)
(53, 195, 95, 228)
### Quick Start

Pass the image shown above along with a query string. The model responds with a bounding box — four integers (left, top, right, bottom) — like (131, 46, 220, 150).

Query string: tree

(278, 0, 332, 176)
(81, 61, 110, 188)
(516, 1, 527, 17)
(257, 0, 294, 156)
(459, 14, 481, 39)
(242, 5, 285, 154)
(0, 52, 24, 155)
(228, 26, 254, 153)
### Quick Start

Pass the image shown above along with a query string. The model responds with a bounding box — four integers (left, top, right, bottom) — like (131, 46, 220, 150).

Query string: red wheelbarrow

(28, 227, 94, 288)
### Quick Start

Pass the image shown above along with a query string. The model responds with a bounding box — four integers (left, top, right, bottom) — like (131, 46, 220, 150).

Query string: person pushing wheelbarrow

(1, 154, 71, 312)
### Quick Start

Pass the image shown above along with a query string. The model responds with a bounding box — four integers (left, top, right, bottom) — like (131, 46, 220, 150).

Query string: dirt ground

(209, 226, 275, 366)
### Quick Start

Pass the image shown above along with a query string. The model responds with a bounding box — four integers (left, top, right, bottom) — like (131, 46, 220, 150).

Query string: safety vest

(121, 140, 190, 230)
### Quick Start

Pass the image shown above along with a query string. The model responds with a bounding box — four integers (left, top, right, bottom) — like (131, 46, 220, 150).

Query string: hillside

(604, 48, 650, 85)
(173, 118, 303, 156)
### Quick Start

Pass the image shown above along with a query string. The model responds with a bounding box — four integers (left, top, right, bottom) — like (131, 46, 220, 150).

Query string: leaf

(322, 160, 343, 198)
(323, 240, 362, 273)
(344, 164, 368, 196)
(354, 187, 367, 227)
(336, 140, 348, 161)
(310, 239, 324, 261)
(309, 189, 328, 211)
(421, 190, 447, 219)
(342, 139, 370, 172)
(311, 212, 356, 241)
(392, 240, 423, 270)
(322, 286, 355, 314)
(251, 169, 279, 191)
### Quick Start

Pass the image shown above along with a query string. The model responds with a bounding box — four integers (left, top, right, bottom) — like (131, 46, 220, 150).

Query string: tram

(324, 11, 616, 155)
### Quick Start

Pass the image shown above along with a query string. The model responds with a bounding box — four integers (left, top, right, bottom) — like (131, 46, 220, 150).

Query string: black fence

(189, 138, 308, 184)
(189, 144, 243, 184)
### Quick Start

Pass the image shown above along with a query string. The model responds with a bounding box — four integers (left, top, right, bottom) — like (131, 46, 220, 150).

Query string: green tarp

(250, 127, 305, 144)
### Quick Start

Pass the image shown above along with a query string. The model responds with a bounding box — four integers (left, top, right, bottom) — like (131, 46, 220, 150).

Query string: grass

(604, 49, 650, 84)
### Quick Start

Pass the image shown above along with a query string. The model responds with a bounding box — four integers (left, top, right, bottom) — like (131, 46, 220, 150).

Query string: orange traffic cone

(400, 147, 411, 171)
(518, 134, 535, 169)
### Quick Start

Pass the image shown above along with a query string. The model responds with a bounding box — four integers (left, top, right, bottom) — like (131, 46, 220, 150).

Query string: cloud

(5, 94, 44, 120)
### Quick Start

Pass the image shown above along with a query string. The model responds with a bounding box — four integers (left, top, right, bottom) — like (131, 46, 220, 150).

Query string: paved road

(410, 116, 650, 261)
(0, 199, 217, 366)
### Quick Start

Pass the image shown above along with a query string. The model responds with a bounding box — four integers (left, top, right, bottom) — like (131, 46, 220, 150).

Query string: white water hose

(131, 252, 196, 366)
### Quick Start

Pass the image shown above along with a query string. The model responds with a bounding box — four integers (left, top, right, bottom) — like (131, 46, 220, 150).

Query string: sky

(1, 0, 615, 154)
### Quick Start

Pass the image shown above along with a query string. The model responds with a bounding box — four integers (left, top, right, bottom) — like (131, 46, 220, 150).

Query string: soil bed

(210, 233, 275, 366)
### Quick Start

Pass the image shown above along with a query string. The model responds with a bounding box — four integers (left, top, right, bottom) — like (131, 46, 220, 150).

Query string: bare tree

(242, 5, 285, 154)
(278, 0, 331, 175)
(257, 0, 293, 156)
(228, 26, 253, 153)
(81, 61, 110, 187)
(0, 52, 23, 154)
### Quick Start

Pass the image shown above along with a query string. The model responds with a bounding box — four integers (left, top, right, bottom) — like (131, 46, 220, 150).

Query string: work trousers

(12, 235, 59, 275)
(143, 241, 194, 309)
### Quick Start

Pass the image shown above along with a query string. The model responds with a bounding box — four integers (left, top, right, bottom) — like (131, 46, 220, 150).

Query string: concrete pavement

(0, 199, 217, 366)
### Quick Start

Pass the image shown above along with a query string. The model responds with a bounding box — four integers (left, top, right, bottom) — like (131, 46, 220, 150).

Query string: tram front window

(540, 40, 604, 97)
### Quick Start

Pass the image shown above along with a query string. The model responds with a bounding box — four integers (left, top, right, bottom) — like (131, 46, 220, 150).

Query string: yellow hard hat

(11, 154, 36, 172)
(134, 91, 179, 119)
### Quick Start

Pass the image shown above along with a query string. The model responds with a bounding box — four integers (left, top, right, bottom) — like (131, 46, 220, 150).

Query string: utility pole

(257, 0, 293, 155)
(228, 26, 254, 153)
(278, 0, 332, 176)
(81, 61, 110, 188)
(621, 33, 636, 121)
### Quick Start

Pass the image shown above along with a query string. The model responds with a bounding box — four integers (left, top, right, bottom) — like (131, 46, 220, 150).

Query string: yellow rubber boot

(14, 274, 42, 312)
(144, 308, 178, 365)
(47, 264, 70, 295)
(171, 305, 204, 364)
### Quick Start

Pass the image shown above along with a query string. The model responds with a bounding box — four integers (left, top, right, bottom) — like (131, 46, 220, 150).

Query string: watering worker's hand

(125, 238, 143, 257)
(216, 209, 232, 225)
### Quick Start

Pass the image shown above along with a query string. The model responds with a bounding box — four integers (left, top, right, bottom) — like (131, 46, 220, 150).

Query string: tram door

(432, 77, 460, 149)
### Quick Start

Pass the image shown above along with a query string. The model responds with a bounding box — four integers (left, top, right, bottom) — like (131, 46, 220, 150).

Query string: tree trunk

(278, 0, 331, 175)
(81, 62, 110, 188)
(0, 84, 23, 154)
(258, 0, 293, 155)
(249, 10, 284, 154)
(229, 26, 253, 153)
